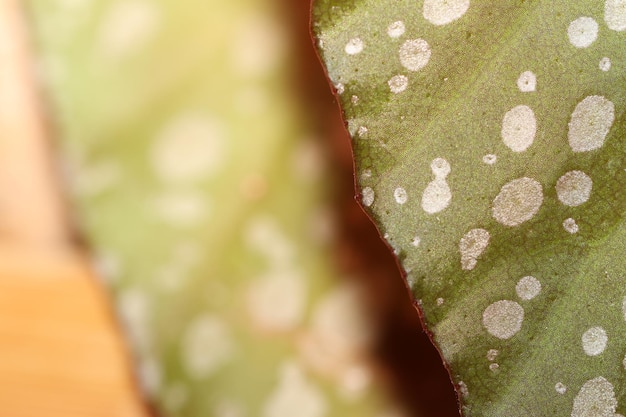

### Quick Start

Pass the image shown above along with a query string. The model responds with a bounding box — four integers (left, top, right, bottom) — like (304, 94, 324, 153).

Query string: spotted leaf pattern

(313, 1, 626, 416)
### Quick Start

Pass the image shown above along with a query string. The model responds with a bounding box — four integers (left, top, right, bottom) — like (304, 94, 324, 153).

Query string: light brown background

(0, 2, 146, 416)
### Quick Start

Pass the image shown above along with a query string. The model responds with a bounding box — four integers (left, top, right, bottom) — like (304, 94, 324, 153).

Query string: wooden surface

(0, 246, 148, 417)
(0, 2, 148, 414)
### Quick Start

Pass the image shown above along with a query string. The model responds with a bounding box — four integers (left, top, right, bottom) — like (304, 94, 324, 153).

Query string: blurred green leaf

(27, 0, 409, 416)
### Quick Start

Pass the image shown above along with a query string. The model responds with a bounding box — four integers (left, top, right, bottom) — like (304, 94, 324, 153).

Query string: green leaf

(312, 0, 626, 415)
(26, 0, 408, 416)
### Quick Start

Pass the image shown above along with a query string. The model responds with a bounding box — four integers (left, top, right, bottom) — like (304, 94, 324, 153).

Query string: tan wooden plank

(0, 246, 147, 417)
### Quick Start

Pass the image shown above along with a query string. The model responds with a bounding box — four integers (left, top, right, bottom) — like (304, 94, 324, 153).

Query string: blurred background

(0, 0, 458, 416)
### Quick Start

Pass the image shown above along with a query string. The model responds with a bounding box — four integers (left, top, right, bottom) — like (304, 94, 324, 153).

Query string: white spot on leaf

(311, 285, 373, 359)
(563, 218, 579, 234)
(482, 300, 524, 340)
(571, 377, 617, 417)
(582, 326, 608, 356)
(151, 191, 207, 227)
(182, 314, 234, 379)
(387, 21, 406, 38)
(459, 228, 490, 271)
(568, 95, 615, 152)
(57, 0, 90, 11)
(245, 217, 295, 268)
(299, 284, 373, 375)
(362, 187, 375, 207)
(163, 382, 188, 412)
(214, 400, 245, 417)
(605, 0, 626, 31)
(458, 381, 469, 398)
(247, 269, 307, 331)
(71, 160, 122, 197)
(421, 158, 452, 214)
(600, 57, 612, 71)
(263, 361, 327, 417)
(394, 187, 408, 204)
(92, 251, 121, 284)
(99, 0, 160, 58)
(501, 105, 537, 152)
(430, 157, 451, 177)
(517, 71, 536, 92)
(423, 0, 470, 26)
(399, 39, 432, 71)
(492, 177, 544, 226)
(345, 38, 364, 55)
(137, 356, 161, 396)
(232, 15, 287, 77)
(388, 74, 409, 93)
(568, 17, 599, 48)
(515, 276, 541, 300)
(152, 113, 225, 183)
(338, 365, 372, 400)
(291, 140, 324, 183)
(233, 87, 268, 115)
(483, 154, 497, 165)
(118, 289, 151, 352)
(556, 170, 593, 207)
(308, 206, 336, 244)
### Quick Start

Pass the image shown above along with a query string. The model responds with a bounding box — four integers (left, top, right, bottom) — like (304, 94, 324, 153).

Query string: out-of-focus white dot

(98, 0, 160, 58)
(151, 113, 226, 183)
